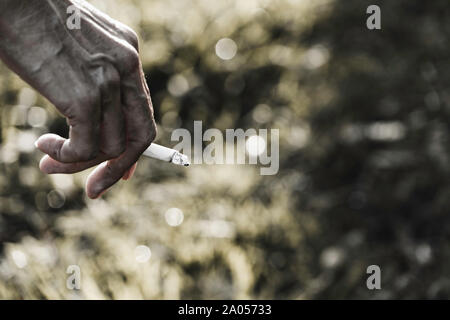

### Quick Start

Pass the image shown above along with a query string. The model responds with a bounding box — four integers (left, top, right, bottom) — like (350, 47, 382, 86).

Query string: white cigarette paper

(142, 143, 190, 166)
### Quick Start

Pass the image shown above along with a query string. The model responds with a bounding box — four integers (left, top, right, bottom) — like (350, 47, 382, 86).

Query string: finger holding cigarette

(37, 142, 189, 198)
(38, 142, 190, 175)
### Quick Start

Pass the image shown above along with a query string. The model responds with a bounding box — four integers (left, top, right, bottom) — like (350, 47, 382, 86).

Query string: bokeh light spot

(246, 135, 266, 157)
(165, 208, 184, 227)
(18, 87, 37, 106)
(17, 131, 37, 153)
(47, 190, 66, 209)
(27, 106, 47, 128)
(303, 44, 329, 69)
(11, 250, 27, 269)
(168, 74, 189, 97)
(252, 104, 272, 124)
(215, 38, 237, 60)
(135, 245, 151, 263)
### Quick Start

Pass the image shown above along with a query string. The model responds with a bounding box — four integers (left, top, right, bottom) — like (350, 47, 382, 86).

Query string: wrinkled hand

(0, 0, 156, 198)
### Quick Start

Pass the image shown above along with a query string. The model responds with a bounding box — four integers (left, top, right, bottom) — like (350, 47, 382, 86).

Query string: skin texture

(0, 0, 156, 199)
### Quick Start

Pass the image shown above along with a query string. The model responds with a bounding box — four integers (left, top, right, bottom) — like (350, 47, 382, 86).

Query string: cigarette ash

(171, 152, 190, 167)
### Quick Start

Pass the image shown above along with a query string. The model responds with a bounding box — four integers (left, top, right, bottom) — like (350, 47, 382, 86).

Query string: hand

(0, 0, 156, 198)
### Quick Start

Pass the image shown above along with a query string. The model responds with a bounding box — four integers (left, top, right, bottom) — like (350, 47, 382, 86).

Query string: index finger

(35, 90, 102, 163)
(85, 67, 156, 199)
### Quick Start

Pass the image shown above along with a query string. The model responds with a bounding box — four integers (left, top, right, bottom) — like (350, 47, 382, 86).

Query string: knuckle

(116, 22, 140, 51)
(53, 97, 73, 116)
(51, 143, 63, 161)
(71, 88, 99, 111)
(104, 143, 126, 159)
(73, 142, 99, 161)
(119, 48, 140, 73)
(124, 29, 139, 52)
(79, 148, 98, 162)
(80, 93, 98, 108)
(105, 70, 120, 89)
(78, 94, 101, 120)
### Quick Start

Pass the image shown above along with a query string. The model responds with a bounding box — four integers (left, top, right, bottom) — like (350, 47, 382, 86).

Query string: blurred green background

(0, 0, 449, 299)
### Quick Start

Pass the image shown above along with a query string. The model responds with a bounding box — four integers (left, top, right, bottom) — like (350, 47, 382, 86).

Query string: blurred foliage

(0, 0, 449, 299)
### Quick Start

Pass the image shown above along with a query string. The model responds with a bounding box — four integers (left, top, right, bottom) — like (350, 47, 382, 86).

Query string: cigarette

(142, 143, 190, 167)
